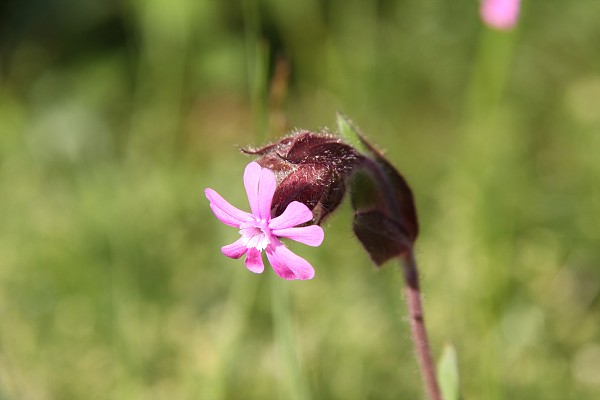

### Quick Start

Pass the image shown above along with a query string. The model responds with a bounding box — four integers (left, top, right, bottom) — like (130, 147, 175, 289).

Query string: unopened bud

(243, 130, 362, 223)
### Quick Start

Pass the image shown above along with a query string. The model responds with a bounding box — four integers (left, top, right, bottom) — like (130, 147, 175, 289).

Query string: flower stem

(401, 252, 442, 400)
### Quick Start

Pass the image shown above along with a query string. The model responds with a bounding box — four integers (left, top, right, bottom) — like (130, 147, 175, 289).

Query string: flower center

(239, 219, 271, 251)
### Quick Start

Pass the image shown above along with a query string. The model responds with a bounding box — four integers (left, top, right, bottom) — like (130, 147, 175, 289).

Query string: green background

(1, 0, 599, 399)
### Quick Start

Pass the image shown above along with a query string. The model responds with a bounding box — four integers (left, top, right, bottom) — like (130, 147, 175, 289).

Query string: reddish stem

(401, 252, 442, 400)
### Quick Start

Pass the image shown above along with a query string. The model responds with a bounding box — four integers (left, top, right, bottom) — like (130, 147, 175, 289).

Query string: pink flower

(205, 162, 324, 280)
(480, 0, 521, 31)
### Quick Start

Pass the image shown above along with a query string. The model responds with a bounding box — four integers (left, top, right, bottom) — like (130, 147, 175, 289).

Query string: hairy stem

(401, 253, 442, 400)
(362, 152, 442, 398)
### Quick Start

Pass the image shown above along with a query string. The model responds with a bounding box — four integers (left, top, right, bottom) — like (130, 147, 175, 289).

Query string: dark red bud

(352, 210, 413, 265)
(243, 130, 362, 223)
(350, 133, 419, 265)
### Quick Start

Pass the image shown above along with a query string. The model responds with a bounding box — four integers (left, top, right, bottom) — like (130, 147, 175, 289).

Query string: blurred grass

(1, 0, 600, 399)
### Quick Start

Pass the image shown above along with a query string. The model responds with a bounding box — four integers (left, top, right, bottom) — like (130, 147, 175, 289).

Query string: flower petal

(244, 162, 262, 217)
(265, 239, 315, 280)
(257, 167, 276, 220)
(245, 248, 265, 274)
(269, 201, 314, 230)
(481, 0, 521, 30)
(272, 225, 324, 247)
(206, 188, 254, 227)
(221, 238, 248, 259)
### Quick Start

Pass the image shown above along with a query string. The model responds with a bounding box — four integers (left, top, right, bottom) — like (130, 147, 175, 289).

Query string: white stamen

(239, 221, 271, 251)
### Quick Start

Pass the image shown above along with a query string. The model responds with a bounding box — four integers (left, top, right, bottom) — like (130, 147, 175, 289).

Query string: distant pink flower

(205, 162, 324, 280)
(480, 0, 521, 31)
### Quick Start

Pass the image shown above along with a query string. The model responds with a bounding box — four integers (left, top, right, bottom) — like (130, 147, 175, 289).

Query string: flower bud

(242, 130, 362, 223)
(349, 139, 418, 265)
(337, 114, 419, 265)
